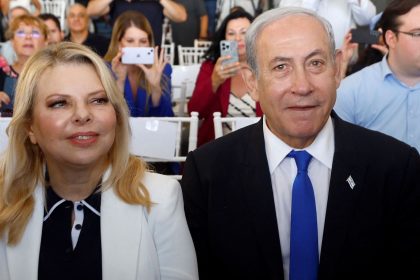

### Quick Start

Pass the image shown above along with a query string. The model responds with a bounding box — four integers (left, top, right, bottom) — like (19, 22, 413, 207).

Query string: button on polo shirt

(38, 186, 102, 280)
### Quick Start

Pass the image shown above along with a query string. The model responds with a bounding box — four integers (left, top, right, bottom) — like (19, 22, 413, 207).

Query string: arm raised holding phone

(188, 9, 263, 147)
(105, 11, 174, 117)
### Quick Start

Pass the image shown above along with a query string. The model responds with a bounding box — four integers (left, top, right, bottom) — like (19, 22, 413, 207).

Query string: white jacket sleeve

(145, 173, 199, 280)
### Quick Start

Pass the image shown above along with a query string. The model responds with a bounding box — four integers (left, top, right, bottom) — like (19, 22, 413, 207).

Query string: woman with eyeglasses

(0, 14, 47, 117)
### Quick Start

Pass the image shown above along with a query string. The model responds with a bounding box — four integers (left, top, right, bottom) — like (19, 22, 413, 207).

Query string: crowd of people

(0, 0, 420, 279)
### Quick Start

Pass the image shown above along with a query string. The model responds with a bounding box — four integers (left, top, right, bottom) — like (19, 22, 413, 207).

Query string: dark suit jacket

(181, 113, 420, 280)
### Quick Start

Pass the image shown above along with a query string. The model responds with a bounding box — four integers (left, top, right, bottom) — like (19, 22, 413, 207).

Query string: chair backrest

(40, 0, 67, 32)
(162, 42, 175, 65)
(0, 118, 11, 154)
(129, 112, 199, 179)
(213, 112, 260, 139)
(177, 45, 207, 65)
(0, 114, 199, 179)
(194, 39, 212, 49)
(161, 17, 172, 44)
(171, 64, 201, 116)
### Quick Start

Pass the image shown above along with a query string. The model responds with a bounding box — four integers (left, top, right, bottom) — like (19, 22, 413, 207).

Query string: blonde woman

(0, 42, 198, 280)
(105, 11, 173, 117)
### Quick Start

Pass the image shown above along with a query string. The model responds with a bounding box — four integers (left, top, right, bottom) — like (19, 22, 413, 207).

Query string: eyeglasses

(394, 30, 420, 38)
(15, 30, 42, 39)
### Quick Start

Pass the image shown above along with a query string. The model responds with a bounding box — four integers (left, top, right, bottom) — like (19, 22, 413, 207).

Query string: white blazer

(0, 172, 198, 280)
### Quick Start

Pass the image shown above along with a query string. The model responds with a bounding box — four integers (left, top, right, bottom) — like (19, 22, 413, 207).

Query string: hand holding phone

(121, 47, 154, 65)
(220, 40, 239, 65)
(350, 28, 381, 45)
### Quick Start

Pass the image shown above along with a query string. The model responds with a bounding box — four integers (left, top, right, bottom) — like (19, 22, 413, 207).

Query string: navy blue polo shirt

(38, 186, 102, 280)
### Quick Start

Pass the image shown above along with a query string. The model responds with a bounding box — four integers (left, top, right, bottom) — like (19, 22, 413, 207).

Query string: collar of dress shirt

(381, 55, 420, 89)
(263, 114, 335, 174)
(44, 182, 102, 219)
(380, 55, 394, 81)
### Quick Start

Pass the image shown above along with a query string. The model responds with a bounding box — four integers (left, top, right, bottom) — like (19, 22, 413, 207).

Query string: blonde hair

(0, 42, 151, 245)
(6, 14, 48, 40)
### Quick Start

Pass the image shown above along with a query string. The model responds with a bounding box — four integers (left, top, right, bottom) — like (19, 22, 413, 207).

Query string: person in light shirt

(334, 0, 420, 152)
(278, 0, 376, 48)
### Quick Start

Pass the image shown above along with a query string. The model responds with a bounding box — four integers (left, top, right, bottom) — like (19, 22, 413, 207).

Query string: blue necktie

(288, 150, 318, 280)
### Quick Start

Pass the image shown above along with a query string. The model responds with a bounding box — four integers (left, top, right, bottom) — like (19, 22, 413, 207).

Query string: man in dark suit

(181, 6, 420, 280)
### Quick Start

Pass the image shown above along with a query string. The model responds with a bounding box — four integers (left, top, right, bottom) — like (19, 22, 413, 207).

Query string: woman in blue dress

(104, 10, 174, 117)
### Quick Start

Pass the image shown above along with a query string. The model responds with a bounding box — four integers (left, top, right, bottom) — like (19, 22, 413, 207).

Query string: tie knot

(288, 150, 312, 172)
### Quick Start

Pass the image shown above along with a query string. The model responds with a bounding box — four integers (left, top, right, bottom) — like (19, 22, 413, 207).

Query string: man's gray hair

(245, 7, 336, 76)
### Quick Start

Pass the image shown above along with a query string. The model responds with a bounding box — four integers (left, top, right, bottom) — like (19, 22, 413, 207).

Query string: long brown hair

(104, 11, 171, 109)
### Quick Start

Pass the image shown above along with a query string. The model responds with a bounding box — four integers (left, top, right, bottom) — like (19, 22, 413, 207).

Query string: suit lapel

(319, 115, 368, 277)
(241, 120, 284, 279)
(6, 186, 44, 280)
(101, 188, 145, 280)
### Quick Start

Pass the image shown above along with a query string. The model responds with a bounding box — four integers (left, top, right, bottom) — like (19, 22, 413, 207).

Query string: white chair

(171, 64, 201, 116)
(0, 118, 11, 154)
(213, 112, 260, 139)
(129, 112, 199, 180)
(177, 45, 207, 65)
(161, 17, 173, 44)
(40, 0, 67, 32)
(162, 42, 175, 65)
(194, 39, 212, 49)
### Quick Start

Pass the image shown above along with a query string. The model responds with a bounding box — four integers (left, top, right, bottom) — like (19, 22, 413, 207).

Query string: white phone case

(122, 47, 154, 65)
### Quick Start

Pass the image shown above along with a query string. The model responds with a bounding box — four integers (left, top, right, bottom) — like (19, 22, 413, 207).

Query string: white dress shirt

(263, 115, 335, 280)
(278, 0, 377, 48)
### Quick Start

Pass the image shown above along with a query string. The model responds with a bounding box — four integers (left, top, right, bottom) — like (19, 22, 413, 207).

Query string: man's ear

(334, 49, 343, 88)
(241, 66, 259, 102)
(385, 29, 397, 49)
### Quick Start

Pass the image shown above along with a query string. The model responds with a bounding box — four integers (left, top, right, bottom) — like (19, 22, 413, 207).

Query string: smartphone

(350, 28, 381, 45)
(220, 40, 238, 65)
(121, 47, 154, 65)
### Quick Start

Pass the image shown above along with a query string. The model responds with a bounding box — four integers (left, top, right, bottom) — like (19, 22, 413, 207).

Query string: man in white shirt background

(278, 0, 376, 48)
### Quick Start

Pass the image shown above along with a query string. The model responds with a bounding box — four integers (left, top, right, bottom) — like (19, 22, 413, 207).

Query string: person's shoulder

(343, 60, 381, 83)
(201, 59, 215, 69)
(193, 121, 260, 159)
(142, 171, 181, 203)
(163, 63, 172, 74)
(339, 61, 382, 95)
(335, 116, 418, 159)
(88, 33, 109, 43)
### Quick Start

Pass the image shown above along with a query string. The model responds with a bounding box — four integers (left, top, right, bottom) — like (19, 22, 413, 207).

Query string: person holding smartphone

(104, 10, 174, 117)
(188, 8, 263, 147)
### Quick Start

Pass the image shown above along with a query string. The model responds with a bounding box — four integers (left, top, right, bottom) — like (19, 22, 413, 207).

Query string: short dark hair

(39, 13, 62, 31)
(378, 0, 420, 46)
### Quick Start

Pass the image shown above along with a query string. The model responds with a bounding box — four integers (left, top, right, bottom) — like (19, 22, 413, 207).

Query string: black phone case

(350, 29, 380, 45)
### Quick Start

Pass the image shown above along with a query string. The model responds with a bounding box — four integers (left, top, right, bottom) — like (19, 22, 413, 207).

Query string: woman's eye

(92, 97, 109, 104)
(48, 100, 66, 108)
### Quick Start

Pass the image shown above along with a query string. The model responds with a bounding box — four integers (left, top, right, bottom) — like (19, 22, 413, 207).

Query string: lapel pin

(346, 175, 356, 189)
